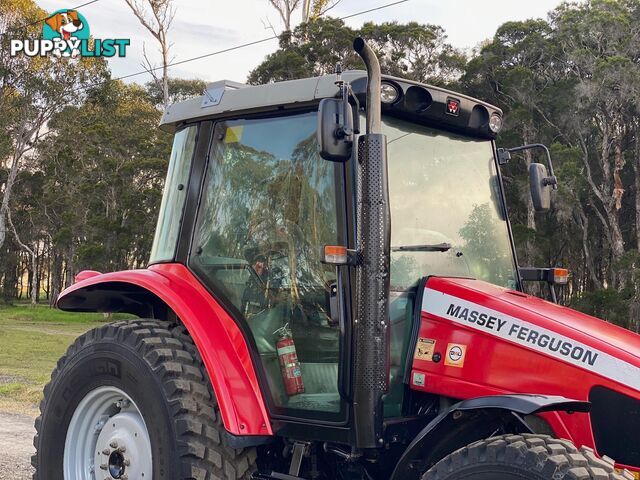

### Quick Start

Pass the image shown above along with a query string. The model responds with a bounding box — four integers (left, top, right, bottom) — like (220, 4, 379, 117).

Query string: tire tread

(422, 434, 634, 480)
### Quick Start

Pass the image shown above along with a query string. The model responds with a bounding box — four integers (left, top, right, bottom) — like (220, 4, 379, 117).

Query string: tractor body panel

(410, 276, 640, 470)
(57, 263, 272, 437)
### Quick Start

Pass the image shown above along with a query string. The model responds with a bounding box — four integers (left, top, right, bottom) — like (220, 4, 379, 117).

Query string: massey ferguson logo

(446, 97, 460, 116)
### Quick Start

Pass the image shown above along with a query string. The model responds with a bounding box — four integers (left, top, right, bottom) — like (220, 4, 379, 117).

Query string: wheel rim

(63, 386, 152, 480)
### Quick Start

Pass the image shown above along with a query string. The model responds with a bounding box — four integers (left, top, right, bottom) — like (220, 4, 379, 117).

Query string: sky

(36, 0, 566, 86)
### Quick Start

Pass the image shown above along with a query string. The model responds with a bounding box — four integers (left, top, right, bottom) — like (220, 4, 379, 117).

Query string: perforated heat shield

(353, 133, 391, 448)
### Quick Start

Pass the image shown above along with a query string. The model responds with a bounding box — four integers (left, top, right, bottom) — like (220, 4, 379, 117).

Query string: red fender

(57, 263, 272, 437)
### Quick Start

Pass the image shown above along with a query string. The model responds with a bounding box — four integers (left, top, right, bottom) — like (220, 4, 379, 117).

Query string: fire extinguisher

(274, 324, 305, 396)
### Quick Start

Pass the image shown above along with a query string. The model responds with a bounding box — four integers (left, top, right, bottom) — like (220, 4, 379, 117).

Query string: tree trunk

(7, 209, 37, 304)
(50, 252, 62, 307)
(577, 207, 602, 289)
(0, 149, 22, 250)
(160, 30, 170, 107)
(635, 125, 640, 251)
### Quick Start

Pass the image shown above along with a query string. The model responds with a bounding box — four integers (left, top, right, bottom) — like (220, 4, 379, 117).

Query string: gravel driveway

(0, 411, 35, 479)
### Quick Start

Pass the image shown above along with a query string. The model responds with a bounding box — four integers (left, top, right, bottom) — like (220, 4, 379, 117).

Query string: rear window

(149, 125, 198, 263)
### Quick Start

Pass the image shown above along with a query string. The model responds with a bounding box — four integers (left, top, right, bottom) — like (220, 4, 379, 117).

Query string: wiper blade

(391, 243, 452, 252)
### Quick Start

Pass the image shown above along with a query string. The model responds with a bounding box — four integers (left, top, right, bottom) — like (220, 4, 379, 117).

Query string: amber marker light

(553, 268, 569, 285)
(322, 245, 348, 265)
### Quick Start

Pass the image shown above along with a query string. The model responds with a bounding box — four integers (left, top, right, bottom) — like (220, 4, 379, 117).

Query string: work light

(380, 82, 399, 103)
(489, 113, 503, 133)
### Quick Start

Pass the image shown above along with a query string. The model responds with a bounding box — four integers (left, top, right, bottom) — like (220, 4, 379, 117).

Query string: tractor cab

(151, 42, 554, 434)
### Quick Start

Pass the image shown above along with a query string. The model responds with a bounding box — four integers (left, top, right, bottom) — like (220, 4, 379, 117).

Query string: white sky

(36, 0, 565, 85)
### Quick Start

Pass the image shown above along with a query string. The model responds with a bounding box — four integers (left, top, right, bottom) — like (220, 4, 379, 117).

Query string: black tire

(32, 319, 257, 479)
(422, 434, 634, 480)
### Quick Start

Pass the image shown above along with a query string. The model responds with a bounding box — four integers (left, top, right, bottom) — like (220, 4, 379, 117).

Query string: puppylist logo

(10, 9, 130, 58)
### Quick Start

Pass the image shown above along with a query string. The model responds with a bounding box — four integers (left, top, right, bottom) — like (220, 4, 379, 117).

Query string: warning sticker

(413, 372, 426, 387)
(414, 338, 436, 361)
(445, 343, 466, 367)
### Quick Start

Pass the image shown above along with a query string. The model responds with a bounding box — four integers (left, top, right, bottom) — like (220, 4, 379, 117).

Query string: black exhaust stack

(352, 37, 391, 449)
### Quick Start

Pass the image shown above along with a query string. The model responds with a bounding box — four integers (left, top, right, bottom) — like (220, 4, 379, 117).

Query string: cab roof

(159, 70, 503, 139)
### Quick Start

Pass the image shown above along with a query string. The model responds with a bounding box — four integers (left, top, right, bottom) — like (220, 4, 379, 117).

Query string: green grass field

(0, 304, 121, 415)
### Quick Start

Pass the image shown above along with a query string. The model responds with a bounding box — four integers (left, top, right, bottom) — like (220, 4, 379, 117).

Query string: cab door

(189, 110, 349, 423)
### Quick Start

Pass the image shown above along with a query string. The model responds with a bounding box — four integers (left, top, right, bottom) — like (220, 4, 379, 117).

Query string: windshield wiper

(391, 243, 452, 252)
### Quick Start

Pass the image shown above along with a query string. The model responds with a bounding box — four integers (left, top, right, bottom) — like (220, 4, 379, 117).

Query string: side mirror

(529, 163, 552, 212)
(317, 98, 353, 162)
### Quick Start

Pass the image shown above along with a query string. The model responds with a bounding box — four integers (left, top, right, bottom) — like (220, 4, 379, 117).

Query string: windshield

(382, 116, 518, 290)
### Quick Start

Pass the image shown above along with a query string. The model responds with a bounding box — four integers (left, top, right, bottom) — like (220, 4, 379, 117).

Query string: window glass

(191, 112, 342, 416)
(150, 126, 197, 263)
(382, 116, 517, 290)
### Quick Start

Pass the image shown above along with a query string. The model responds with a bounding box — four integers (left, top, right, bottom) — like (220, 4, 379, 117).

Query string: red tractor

(33, 39, 640, 480)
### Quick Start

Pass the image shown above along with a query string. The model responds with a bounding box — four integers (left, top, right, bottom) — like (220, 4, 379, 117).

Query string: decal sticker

(446, 97, 460, 116)
(414, 337, 436, 361)
(445, 343, 467, 367)
(225, 125, 244, 143)
(422, 288, 640, 391)
(413, 372, 426, 387)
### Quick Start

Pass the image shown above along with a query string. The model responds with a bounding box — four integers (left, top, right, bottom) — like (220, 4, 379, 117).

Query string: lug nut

(109, 441, 118, 448)
(99, 463, 108, 470)
(118, 446, 126, 453)
(123, 458, 131, 466)
(116, 399, 130, 409)
(122, 475, 129, 480)
(102, 449, 110, 455)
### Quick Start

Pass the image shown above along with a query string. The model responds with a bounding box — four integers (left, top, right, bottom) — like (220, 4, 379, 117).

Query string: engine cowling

(410, 276, 640, 472)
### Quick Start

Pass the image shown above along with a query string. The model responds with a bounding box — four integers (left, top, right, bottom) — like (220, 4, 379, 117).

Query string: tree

(124, 0, 175, 107)
(268, 0, 303, 32)
(0, 0, 107, 251)
(247, 18, 465, 85)
(145, 77, 207, 108)
(35, 81, 171, 291)
(464, 0, 640, 326)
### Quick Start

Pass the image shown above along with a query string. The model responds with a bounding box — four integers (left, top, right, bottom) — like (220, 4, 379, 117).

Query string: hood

(425, 276, 640, 373)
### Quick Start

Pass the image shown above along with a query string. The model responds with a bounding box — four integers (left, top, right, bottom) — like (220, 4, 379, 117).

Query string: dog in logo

(45, 10, 84, 57)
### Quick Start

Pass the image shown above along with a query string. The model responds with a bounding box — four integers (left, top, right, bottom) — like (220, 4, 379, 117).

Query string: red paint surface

(58, 264, 272, 437)
(411, 277, 640, 472)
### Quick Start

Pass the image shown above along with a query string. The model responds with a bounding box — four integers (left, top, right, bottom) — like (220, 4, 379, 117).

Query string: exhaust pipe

(353, 37, 382, 134)
(352, 37, 390, 449)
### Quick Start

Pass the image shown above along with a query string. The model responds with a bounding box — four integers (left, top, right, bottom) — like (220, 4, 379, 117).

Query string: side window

(150, 126, 198, 263)
(191, 112, 343, 417)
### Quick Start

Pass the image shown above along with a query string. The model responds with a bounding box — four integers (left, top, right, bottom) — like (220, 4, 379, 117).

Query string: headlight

(489, 113, 503, 133)
(381, 82, 399, 104)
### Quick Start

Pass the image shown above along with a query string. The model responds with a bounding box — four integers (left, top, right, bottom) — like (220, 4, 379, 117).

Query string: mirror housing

(317, 98, 353, 162)
(529, 163, 553, 212)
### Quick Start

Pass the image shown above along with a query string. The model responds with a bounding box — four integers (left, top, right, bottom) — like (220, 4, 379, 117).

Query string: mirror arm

(507, 143, 558, 190)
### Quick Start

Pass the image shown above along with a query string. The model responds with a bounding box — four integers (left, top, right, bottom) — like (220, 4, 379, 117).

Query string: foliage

(247, 18, 464, 85)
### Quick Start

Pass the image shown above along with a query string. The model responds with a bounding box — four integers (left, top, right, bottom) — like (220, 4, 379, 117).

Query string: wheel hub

(108, 451, 125, 478)
(94, 411, 152, 480)
(63, 387, 152, 480)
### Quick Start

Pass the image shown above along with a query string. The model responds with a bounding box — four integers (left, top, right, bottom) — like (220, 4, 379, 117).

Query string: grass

(0, 303, 128, 416)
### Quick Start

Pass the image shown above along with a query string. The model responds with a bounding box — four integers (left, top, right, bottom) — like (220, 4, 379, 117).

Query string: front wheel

(422, 434, 633, 480)
(32, 319, 257, 479)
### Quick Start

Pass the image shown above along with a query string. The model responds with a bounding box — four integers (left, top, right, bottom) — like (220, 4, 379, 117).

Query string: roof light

(553, 268, 569, 285)
(489, 113, 503, 133)
(380, 82, 399, 104)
